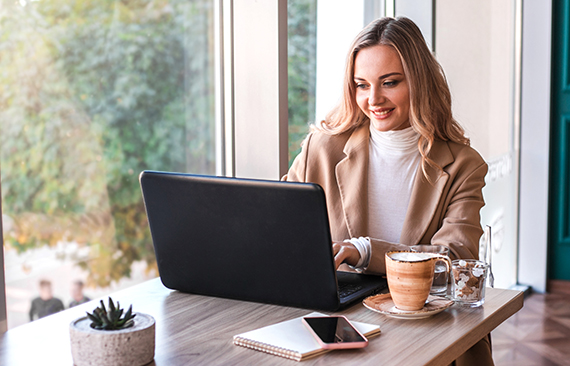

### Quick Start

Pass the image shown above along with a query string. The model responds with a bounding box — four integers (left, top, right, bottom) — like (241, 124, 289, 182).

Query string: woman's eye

(355, 83, 368, 89)
(383, 80, 398, 87)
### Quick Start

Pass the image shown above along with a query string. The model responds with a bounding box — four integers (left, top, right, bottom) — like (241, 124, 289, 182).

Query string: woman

(284, 17, 492, 365)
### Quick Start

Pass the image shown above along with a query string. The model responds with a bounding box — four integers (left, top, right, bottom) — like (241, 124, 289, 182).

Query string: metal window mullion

(511, 0, 522, 287)
(385, 0, 395, 17)
(214, 0, 236, 177)
(232, 0, 288, 180)
(395, 0, 434, 51)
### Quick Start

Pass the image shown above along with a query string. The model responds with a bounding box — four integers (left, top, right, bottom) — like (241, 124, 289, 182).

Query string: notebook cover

(233, 312, 381, 361)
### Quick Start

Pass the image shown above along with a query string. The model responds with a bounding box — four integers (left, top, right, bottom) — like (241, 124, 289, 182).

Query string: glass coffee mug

(410, 245, 449, 295)
(451, 259, 489, 307)
(385, 251, 452, 311)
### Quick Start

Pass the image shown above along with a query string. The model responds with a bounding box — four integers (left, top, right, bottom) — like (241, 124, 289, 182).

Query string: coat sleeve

(363, 160, 488, 275)
(429, 161, 488, 260)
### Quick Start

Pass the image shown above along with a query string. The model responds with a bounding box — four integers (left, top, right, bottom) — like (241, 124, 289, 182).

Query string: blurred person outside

(29, 280, 64, 321)
(69, 280, 91, 308)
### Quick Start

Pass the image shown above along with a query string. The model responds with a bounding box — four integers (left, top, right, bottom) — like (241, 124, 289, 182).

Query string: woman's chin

(370, 119, 410, 132)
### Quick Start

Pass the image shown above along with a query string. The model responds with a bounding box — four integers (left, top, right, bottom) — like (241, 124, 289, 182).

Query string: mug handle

(433, 254, 452, 274)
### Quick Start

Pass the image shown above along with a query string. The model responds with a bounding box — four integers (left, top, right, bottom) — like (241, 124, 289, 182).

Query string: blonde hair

(318, 17, 469, 181)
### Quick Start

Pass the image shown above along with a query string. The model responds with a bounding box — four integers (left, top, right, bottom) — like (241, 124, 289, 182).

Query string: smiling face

(353, 44, 411, 132)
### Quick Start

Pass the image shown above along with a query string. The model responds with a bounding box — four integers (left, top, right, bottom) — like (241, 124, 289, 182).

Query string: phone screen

(303, 316, 366, 344)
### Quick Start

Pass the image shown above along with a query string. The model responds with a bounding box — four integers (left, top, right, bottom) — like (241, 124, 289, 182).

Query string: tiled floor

(492, 291, 570, 365)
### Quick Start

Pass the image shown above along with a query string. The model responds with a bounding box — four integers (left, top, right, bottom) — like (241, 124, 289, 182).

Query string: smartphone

(302, 316, 368, 349)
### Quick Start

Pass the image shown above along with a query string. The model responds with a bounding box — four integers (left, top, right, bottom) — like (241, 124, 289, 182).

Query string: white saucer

(363, 293, 454, 319)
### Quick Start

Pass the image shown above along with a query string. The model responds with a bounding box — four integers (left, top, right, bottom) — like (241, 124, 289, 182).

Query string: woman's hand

(332, 241, 361, 269)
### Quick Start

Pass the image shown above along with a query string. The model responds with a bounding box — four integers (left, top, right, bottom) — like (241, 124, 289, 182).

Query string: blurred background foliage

(288, 0, 317, 165)
(0, 0, 215, 287)
(0, 0, 316, 288)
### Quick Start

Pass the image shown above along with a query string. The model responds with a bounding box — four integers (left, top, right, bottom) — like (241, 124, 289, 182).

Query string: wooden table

(0, 278, 523, 366)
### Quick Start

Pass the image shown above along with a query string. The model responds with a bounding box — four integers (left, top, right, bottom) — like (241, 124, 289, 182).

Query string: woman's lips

(370, 108, 394, 119)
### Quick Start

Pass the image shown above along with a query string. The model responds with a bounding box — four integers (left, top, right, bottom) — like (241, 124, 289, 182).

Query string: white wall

(436, 0, 519, 289)
(518, 0, 552, 293)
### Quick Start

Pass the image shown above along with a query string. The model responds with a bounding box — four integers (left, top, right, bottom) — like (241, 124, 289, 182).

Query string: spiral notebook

(233, 312, 381, 361)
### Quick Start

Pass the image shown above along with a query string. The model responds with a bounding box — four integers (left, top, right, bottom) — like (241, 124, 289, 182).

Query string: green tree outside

(0, 0, 215, 287)
(288, 0, 317, 165)
(0, 0, 317, 288)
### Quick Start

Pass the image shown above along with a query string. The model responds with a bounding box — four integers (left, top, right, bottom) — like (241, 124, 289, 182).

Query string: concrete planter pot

(69, 313, 155, 366)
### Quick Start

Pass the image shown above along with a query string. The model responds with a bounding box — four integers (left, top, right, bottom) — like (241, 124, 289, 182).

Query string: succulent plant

(86, 297, 136, 330)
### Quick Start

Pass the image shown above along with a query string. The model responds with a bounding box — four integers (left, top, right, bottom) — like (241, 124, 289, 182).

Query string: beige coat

(284, 123, 488, 274)
(285, 123, 493, 365)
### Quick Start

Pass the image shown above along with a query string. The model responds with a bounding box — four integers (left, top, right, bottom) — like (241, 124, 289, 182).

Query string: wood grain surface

(0, 278, 523, 366)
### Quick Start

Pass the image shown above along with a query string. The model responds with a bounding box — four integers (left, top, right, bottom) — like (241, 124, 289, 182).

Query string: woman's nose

(368, 88, 386, 106)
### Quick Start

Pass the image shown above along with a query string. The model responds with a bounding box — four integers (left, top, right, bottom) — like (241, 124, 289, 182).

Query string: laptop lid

(140, 171, 384, 311)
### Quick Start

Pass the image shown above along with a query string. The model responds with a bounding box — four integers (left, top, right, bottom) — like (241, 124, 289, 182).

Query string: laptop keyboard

(338, 282, 365, 299)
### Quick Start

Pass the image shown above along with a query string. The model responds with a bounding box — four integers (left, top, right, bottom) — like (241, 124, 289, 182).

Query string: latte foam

(389, 252, 440, 262)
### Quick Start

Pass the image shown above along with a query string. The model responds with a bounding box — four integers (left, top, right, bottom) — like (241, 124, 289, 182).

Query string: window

(287, 0, 317, 165)
(0, 0, 215, 329)
(287, 0, 384, 165)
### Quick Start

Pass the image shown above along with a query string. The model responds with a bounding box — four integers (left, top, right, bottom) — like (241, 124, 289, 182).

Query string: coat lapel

(400, 140, 454, 244)
(335, 125, 370, 238)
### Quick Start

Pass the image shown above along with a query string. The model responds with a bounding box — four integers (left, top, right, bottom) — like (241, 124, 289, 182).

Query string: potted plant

(69, 297, 155, 366)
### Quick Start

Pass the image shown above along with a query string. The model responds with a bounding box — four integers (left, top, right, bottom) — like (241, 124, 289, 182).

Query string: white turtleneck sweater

(347, 125, 421, 269)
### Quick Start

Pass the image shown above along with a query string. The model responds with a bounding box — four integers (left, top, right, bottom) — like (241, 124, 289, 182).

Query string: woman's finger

(334, 247, 347, 269)
(332, 242, 341, 256)
(333, 242, 361, 269)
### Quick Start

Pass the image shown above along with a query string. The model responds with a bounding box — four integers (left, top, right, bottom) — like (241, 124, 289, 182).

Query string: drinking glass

(410, 245, 449, 296)
(451, 259, 489, 307)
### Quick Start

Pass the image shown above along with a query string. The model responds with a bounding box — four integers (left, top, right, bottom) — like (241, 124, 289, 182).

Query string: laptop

(139, 170, 387, 311)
